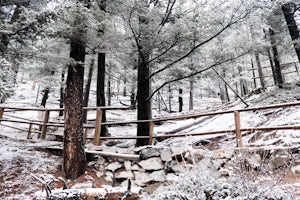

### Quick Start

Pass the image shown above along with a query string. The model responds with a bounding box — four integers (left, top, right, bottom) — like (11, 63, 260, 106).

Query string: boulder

(138, 157, 164, 171)
(105, 171, 113, 182)
(246, 154, 261, 169)
(213, 148, 234, 159)
(131, 164, 144, 171)
(124, 160, 131, 171)
(166, 173, 179, 182)
(106, 162, 122, 171)
(291, 165, 300, 174)
(160, 148, 172, 162)
(211, 159, 227, 170)
(271, 156, 289, 169)
(150, 170, 166, 182)
(134, 171, 153, 186)
(170, 162, 187, 174)
(115, 169, 134, 179)
(140, 148, 160, 159)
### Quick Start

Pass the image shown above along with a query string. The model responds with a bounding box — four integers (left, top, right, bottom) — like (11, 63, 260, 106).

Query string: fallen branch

(85, 149, 140, 161)
(35, 186, 142, 200)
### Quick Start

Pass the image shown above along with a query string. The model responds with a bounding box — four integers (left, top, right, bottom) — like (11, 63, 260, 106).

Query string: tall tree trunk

(59, 69, 65, 117)
(40, 87, 49, 107)
(251, 59, 257, 89)
(123, 79, 127, 97)
(254, 52, 265, 91)
(269, 28, 284, 88)
(263, 29, 277, 86)
(282, 3, 300, 63)
(64, 41, 86, 180)
(178, 88, 183, 112)
(136, 2, 152, 146)
(96, 0, 107, 137)
(168, 82, 172, 113)
(189, 78, 194, 111)
(83, 57, 95, 123)
(97, 53, 108, 136)
(107, 65, 111, 106)
(137, 61, 151, 146)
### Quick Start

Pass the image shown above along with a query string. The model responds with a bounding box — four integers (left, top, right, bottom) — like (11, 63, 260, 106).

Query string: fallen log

(35, 186, 142, 200)
(85, 149, 140, 161)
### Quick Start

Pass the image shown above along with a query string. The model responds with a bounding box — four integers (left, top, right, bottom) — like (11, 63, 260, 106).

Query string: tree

(282, 3, 300, 63)
(63, 1, 90, 179)
(121, 0, 252, 146)
(96, 0, 108, 137)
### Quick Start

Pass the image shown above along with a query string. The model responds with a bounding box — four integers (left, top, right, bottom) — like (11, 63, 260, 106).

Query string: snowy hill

(1, 78, 300, 199)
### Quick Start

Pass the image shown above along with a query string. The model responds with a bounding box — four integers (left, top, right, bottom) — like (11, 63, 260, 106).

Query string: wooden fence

(1, 101, 300, 147)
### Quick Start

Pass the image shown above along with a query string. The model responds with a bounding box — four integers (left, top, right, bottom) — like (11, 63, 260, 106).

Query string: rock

(171, 146, 186, 158)
(140, 148, 160, 159)
(115, 169, 134, 179)
(124, 161, 131, 171)
(166, 173, 179, 182)
(170, 162, 187, 174)
(213, 148, 234, 159)
(219, 168, 232, 177)
(131, 164, 144, 171)
(105, 171, 113, 182)
(134, 171, 153, 186)
(160, 148, 172, 162)
(211, 159, 227, 170)
(271, 156, 289, 169)
(144, 182, 162, 194)
(96, 156, 107, 166)
(150, 170, 166, 182)
(291, 165, 300, 174)
(106, 162, 123, 171)
(138, 157, 164, 170)
(246, 154, 261, 169)
(197, 157, 214, 171)
(187, 149, 206, 163)
(96, 171, 105, 177)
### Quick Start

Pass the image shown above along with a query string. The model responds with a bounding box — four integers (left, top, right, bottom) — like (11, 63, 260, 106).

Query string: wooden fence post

(234, 111, 243, 147)
(94, 109, 102, 146)
(40, 110, 50, 139)
(27, 123, 32, 139)
(0, 108, 4, 119)
(149, 121, 154, 145)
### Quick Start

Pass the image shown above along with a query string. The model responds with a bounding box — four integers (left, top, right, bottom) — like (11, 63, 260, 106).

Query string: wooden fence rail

(1, 101, 300, 147)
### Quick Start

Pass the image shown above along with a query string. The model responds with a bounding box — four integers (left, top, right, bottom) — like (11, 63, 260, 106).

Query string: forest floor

(1, 78, 300, 199)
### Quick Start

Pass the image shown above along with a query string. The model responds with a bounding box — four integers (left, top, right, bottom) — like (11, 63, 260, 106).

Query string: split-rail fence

(1, 101, 300, 147)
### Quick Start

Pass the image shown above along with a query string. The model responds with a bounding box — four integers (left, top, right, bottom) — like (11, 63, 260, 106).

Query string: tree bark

(282, 3, 300, 63)
(269, 28, 284, 88)
(136, 3, 152, 146)
(254, 52, 265, 91)
(64, 41, 86, 180)
(59, 70, 65, 117)
(178, 88, 183, 112)
(107, 65, 111, 106)
(40, 87, 49, 107)
(137, 60, 151, 146)
(189, 78, 194, 111)
(97, 53, 108, 136)
(263, 29, 277, 86)
(251, 59, 257, 89)
(83, 57, 95, 123)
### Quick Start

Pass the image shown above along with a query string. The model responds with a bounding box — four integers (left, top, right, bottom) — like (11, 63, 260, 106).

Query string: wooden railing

(1, 101, 300, 147)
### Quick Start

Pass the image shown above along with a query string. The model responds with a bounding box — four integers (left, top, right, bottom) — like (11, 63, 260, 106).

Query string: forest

(1, 0, 300, 199)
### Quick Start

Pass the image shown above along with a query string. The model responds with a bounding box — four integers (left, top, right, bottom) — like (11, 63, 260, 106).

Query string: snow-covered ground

(1, 77, 300, 199)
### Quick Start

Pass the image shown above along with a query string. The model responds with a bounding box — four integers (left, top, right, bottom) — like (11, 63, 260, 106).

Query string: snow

(1, 77, 300, 198)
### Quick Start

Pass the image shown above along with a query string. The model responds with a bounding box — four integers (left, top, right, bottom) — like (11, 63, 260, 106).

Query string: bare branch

(147, 51, 249, 101)
(148, 11, 250, 80)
